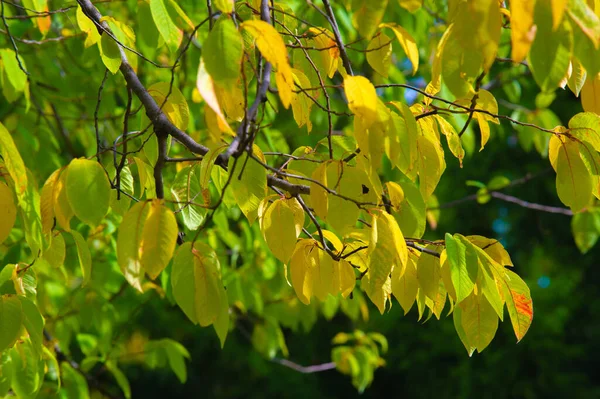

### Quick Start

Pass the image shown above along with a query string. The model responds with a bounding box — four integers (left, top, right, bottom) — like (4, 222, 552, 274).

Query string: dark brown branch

(321, 0, 353, 75)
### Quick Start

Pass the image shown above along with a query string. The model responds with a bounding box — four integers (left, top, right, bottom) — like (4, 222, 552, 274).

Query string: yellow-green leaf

(150, 0, 182, 52)
(380, 23, 419, 75)
(460, 293, 499, 353)
(0, 122, 27, 196)
(66, 159, 111, 227)
(289, 240, 317, 305)
(352, 0, 388, 40)
(366, 32, 393, 77)
(581, 72, 600, 114)
(496, 268, 533, 342)
(40, 169, 61, 234)
(310, 162, 329, 219)
(43, 232, 66, 269)
(262, 199, 298, 263)
(98, 32, 122, 74)
(229, 147, 267, 224)
(203, 16, 243, 86)
(0, 295, 23, 353)
(140, 199, 178, 279)
(172, 242, 225, 327)
(213, 0, 233, 13)
(0, 182, 17, 244)
(147, 82, 190, 131)
(71, 230, 92, 286)
(555, 139, 593, 212)
(117, 201, 152, 291)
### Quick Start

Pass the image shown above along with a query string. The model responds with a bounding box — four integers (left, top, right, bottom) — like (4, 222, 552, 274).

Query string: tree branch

(271, 357, 337, 374)
(321, 0, 353, 75)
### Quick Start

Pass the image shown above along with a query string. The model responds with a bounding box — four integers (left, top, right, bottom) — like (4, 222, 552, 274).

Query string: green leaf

(229, 147, 267, 224)
(352, 0, 389, 41)
(203, 15, 243, 86)
(0, 295, 23, 353)
(9, 340, 44, 399)
(170, 165, 205, 231)
(453, 305, 475, 356)
(0, 122, 28, 196)
(66, 159, 111, 227)
(528, 1, 572, 92)
(445, 234, 478, 303)
(98, 32, 122, 73)
(150, 0, 182, 52)
(163, 339, 190, 383)
(61, 361, 90, 399)
(106, 362, 131, 399)
(0, 49, 27, 92)
(17, 296, 44, 355)
(571, 209, 600, 253)
(71, 230, 92, 286)
(171, 242, 225, 327)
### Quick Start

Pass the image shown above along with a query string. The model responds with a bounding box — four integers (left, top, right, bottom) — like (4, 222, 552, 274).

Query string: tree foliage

(0, 0, 598, 395)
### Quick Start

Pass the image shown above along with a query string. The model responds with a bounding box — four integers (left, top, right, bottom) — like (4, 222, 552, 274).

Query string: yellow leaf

(0, 122, 27, 196)
(213, 0, 234, 13)
(416, 245, 441, 300)
(416, 135, 444, 201)
(425, 25, 453, 102)
(53, 168, 74, 232)
(385, 181, 405, 211)
(76, 6, 100, 47)
(306, 27, 339, 78)
(495, 268, 533, 342)
(290, 69, 314, 132)
(197, 59, 231, 131)
(380, 23, 419, 75)
(368, 211, 408, 295)
(581, 72, 600, 114)
(555, 139, 594, 212)
(140, 199, 178, 279)
(147, 82, 190, 131)
(310, 162, 329, 219)
(391, 251, 418, 314)
(366, 32, 393, 77)
(287, 197, 305, 237)
(117, 201, 152, 291)
(289, 240, 317, 304)
(551, 0, 568, 29)
(0, 182, 17, 244)
(344, 76, 378, 127)
(434, 115, 464, 166)
(335, 259, 356, 298)
(262, 199, 298, 263)
(313, 250, 334, 301)
(241, 20, 293, 108)
(398, 0, 422, 12)
(40, 169, 61, 234)
(509, 0, 536, 63)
